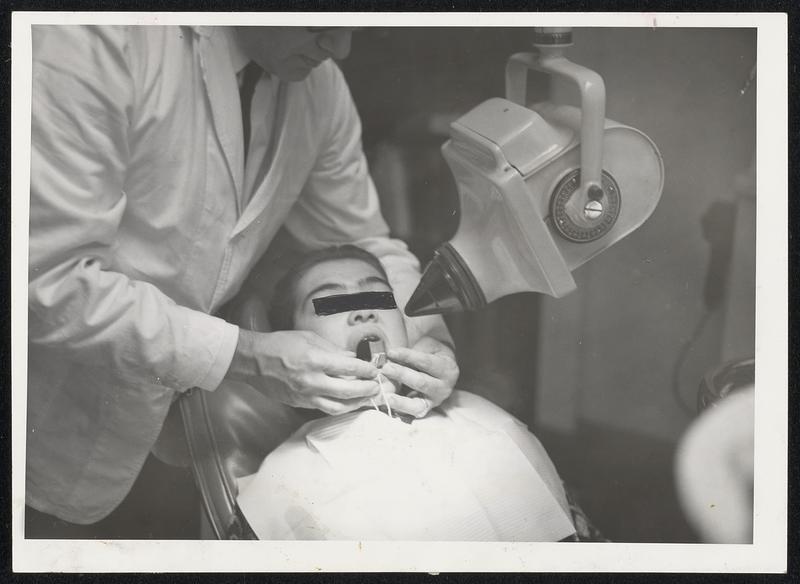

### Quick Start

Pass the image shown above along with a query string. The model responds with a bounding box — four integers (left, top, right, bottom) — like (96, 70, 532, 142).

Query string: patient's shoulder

(443, 390, 528, 430)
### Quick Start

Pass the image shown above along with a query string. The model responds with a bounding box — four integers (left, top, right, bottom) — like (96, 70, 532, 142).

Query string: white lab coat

(27, 25, 447, 523)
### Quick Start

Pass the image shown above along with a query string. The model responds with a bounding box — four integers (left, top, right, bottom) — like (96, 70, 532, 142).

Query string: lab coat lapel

(196, 30, 245, 210)
(232, 81, 299, 237)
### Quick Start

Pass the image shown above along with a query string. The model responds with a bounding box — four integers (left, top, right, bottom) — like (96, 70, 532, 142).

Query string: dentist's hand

(381, 336, 459, 418)
(226, 329, 380, 415)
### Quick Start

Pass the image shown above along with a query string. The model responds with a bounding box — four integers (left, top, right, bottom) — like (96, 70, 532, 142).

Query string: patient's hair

(268, 245, 389, 332)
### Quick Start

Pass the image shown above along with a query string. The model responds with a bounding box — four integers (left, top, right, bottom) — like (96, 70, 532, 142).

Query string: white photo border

(10, 11, 788, 573)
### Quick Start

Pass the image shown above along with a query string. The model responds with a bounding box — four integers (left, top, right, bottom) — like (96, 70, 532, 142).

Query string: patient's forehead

(295, 258, 388, 301)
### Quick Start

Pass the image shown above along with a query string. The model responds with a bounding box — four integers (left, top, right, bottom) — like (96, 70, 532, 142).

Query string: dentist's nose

(316, 30, 352, 60)
(348, 309, 377, 325)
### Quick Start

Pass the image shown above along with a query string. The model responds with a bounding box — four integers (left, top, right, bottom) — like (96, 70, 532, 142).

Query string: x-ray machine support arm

(506, 28, 606, 212)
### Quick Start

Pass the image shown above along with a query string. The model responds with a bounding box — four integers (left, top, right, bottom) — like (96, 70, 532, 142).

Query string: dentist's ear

(315, 29, 353, 60)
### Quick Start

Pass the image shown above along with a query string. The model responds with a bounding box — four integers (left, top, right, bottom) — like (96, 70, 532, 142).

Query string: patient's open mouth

(356, 335, 385, 362)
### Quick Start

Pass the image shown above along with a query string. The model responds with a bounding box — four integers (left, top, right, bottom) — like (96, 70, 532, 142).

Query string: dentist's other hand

(227, 329, 380, 415)
(381, 336, 459, 418)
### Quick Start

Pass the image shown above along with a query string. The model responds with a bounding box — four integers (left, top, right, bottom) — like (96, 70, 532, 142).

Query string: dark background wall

(341, 27, 756, 542)
(533, 28, 756, 542)
(342, 28, 555, 421)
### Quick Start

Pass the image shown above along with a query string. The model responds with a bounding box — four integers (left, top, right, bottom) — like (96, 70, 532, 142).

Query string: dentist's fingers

(309, 394, 379, 416)
(305, 334, 378, 378)
(380, 361, 438, 395)
(237, 329, 381, 412)
(318, 353, 378, 379)
(382, 337, 458, 417)
(385, 346, 457, 382)
(385, 392, 431, 419)
(307, 374, 380, 400)
(379, 361, 452, 416)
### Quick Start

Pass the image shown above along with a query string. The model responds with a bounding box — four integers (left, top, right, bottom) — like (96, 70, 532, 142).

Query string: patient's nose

(348, 309, 377, 325)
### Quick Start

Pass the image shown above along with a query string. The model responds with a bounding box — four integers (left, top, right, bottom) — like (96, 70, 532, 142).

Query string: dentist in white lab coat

(27, 25, 456, 533)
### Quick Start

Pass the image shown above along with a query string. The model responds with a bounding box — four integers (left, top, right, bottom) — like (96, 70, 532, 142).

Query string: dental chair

(178, 340, 310, 539)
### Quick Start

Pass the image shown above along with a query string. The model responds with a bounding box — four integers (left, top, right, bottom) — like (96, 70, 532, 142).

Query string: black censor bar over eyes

(313, 291, 397, 316)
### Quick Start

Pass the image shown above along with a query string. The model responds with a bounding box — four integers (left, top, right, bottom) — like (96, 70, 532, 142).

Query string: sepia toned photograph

(11, 11, 787, 573)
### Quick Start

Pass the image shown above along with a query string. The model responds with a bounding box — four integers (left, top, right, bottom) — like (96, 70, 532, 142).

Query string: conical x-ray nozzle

(404, 244, 486, 317)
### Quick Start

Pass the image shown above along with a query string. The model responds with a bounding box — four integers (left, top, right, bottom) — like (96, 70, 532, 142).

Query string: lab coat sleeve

(28, 25, 239, 392)
(283, 63, 451, 347)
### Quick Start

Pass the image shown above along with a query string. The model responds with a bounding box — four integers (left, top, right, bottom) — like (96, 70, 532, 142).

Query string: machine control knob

(550, 169, 622, 243)
(583, 199, 604, 220)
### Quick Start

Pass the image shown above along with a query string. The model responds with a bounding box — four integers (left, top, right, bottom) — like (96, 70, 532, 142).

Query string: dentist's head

(236, 27, 354, 82)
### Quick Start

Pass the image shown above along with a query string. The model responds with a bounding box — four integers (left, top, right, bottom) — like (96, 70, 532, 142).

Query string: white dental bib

(236, 391, 575, 541)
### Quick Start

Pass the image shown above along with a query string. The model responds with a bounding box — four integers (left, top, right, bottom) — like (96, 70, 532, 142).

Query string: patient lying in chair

(236, 245, 576, 541)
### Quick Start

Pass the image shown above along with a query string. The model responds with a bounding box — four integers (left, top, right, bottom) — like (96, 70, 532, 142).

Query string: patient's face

(293, 258, 408, 357)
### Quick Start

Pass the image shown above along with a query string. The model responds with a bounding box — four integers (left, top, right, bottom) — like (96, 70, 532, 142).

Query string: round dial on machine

(549, 169, 622, 243)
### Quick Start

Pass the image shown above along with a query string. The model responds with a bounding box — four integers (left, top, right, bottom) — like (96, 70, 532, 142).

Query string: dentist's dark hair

(268, 245, 389, 332)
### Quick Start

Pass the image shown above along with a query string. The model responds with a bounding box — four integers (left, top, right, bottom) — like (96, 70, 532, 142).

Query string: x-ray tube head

(405, 98, 663, 318)
(406, 37, 664, 318)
